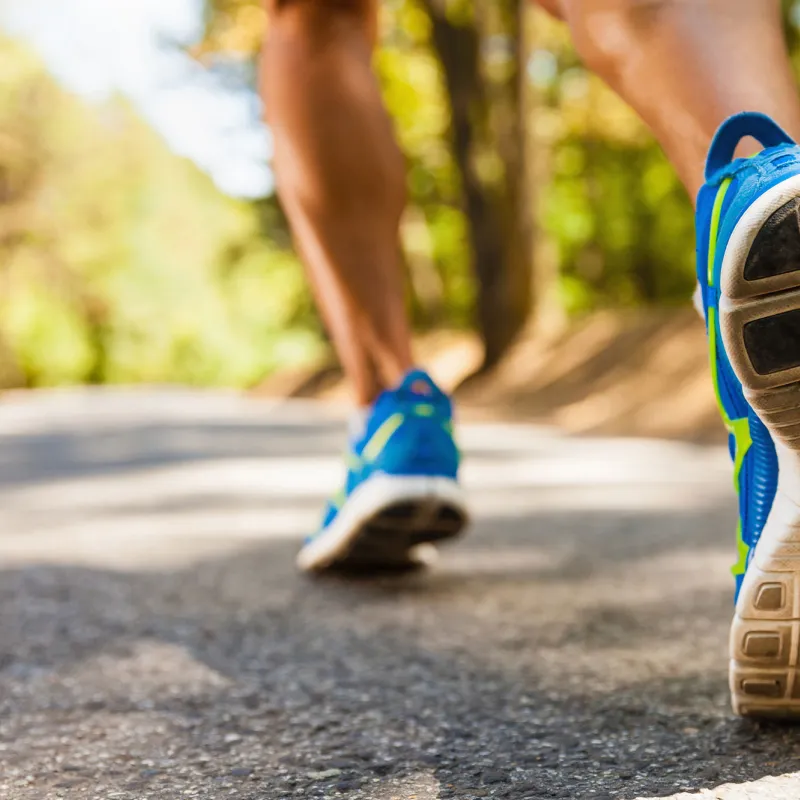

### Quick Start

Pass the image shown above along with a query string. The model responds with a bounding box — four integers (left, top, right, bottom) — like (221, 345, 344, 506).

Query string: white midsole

(296, 475, 468, 572)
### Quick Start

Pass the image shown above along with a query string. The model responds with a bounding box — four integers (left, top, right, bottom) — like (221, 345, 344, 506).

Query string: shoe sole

(720, 174, 800, 717)
(296, 475, 468, 574)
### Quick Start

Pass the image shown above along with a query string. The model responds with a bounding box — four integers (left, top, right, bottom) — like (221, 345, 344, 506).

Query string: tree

(420, 0, 533, 367)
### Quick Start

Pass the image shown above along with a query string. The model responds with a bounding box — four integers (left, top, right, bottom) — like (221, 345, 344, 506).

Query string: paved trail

(1, 389, 800, 800)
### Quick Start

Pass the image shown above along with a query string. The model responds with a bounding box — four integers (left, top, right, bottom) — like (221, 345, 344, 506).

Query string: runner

(262, 0, 800, 717)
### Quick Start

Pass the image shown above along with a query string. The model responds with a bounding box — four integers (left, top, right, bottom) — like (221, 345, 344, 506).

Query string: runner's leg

(261, 0, 412, 405)
(548, 0, 800, 198)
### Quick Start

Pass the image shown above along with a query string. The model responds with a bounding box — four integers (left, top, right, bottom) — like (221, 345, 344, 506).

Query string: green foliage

(0, 36, 323, 388)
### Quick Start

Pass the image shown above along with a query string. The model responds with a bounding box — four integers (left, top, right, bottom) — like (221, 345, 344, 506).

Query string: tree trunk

(420, 0, 532, 369)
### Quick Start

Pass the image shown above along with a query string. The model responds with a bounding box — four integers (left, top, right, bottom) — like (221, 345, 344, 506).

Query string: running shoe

(699, 111, 800, 716)
(297, 369, 469, 574)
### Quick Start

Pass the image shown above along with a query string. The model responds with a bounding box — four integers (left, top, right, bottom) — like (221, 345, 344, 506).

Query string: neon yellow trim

(707, 178, 733, 287)
(729, 416, 752, 487)
(706, 179, 757, 577)
(707, 308, 729, 426)
(361, 413, 404, 462)
(732, 521, 749, 577)
(415, 403, 435, 417)
(707, 308, 752, 472)
(708, 308, 753, 573)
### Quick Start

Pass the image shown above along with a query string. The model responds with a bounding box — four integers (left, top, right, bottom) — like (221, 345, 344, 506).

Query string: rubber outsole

(336, 499, 466, 572)
(720, 178, 800, 717)
(296, 475, 468, 574)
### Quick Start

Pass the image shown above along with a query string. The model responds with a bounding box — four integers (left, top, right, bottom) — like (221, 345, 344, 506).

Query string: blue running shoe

(699, 112, 800, 716)
(297, 369, 469, 573)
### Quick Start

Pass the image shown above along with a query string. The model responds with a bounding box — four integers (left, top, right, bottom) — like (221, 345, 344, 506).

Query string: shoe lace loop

(705, 112, 795, 181)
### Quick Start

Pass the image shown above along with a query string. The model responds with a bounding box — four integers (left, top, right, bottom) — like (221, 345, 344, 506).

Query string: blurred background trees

(0, 33, 323, 388)
(2, 1, 799, 388)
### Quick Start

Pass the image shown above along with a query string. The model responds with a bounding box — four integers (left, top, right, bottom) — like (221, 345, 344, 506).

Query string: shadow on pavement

(2, 500, 800, 800)
(0, 419, 347, 489)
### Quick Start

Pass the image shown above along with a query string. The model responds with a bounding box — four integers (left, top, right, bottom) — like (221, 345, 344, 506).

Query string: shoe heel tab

(397, 368, 444, 398)
(706, 112, 795, 181)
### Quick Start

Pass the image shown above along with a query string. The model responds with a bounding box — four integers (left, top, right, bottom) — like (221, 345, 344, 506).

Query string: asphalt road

(2, 389, 800, 800)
